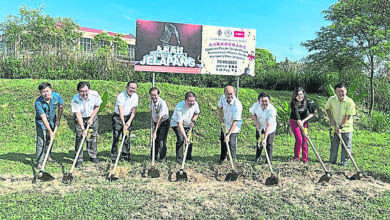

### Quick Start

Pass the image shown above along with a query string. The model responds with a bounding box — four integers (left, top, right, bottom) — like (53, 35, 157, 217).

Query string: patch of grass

(0, 79, 390, 218)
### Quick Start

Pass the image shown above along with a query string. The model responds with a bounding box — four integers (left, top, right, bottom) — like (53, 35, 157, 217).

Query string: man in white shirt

(71, 81, 102, 167)
(249, 92, 277, 163)
(171, 91, 200, 164)
(111, 82, 138, 162)
(149, 87, 170, 162)
(218, 86, 242, 164)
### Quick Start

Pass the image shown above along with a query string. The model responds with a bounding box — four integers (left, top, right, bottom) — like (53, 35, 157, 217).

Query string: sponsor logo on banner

(234, 31, 245, 38)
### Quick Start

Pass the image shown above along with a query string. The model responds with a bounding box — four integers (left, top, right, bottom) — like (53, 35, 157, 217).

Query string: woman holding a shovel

(289, 87, 316, 163)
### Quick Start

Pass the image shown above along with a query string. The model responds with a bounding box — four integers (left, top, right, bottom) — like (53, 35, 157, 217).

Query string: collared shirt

(35, 92, 64, 130)
(71, 90, 102, 117)
(325, 95, 355, 132)
(218, 95, 242, 133)
(115, 91, 139, 116)
(149, 97, 169, 123)
(249, 102, 277, 133)
(170, 100, 200, 128)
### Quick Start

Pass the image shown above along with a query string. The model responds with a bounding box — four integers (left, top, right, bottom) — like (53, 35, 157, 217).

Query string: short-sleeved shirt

(170, 100, 200, 128)
(114, 91, 138, 116)
(218, 95, 242, 133)
(325, 95, 355, 132)
(249, 102, 277, 133)
(35, 92, 64, 130)
(71, 90, 102, 118)
(149, 97, 169, 123)
(289, 99, 316, 120)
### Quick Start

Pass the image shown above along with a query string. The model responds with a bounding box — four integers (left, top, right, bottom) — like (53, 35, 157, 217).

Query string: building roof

(79, 26, 134, 39)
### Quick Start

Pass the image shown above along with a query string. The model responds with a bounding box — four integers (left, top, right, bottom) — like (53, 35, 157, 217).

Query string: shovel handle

(181, 129, 192, 170)
(336, 132, 360, 172)
(222, 126, 235, 170)
(110, 130, 129, 177)
(40, 126, 58, 171)
(306, 135, 330, 173)
(69, 124, 91, 173)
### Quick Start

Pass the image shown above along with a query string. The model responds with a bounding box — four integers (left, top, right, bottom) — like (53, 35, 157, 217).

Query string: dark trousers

(150, 119, 170, 160)
(35, 124, 55, 164)
(172, 126, 193, 163)
(220, 131, 238, 161)
(255, 130, 275, 162)
(111, 113, 132, 161)
(74, 116, 98, 163)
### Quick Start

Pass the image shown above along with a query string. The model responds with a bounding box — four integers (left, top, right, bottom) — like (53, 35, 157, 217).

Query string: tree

(0, 6, 81, 56)
(302, 0, 390, 115)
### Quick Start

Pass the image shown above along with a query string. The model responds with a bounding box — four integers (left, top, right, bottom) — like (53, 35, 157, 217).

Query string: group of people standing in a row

(34, 81, 355, 169)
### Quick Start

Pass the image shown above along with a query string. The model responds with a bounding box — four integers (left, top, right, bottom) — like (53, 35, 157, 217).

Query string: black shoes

(90, 158, 99, 164)
(75, 161, 82, 168)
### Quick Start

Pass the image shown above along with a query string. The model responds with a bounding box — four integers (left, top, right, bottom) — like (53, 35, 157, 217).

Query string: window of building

(80, 37, 92, 53)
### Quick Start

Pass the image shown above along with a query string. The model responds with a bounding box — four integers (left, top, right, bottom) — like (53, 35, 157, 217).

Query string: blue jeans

(329, 132, 353, 166)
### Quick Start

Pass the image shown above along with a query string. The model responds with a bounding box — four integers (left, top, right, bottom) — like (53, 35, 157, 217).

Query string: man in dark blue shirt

(34, 82, 64, 168)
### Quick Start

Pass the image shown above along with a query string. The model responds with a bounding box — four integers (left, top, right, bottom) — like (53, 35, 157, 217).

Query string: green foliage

(359, 110, 390, 133)
(274, 101, 291, 134)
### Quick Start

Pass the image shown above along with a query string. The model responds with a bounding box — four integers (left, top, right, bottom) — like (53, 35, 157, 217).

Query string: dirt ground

(1, 161, 389, 200)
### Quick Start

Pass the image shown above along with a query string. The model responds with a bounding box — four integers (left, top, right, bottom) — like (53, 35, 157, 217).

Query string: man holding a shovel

(71, 81, 102, 167)
(149, 87, 170, 162)
(171, 91, 200, 164)
(110, 82, 138, 163)
(218, 86, 242, 164)
(249, 92, 277, 163)
(326, 82, 355, 166)
(34, 82, 64, 169)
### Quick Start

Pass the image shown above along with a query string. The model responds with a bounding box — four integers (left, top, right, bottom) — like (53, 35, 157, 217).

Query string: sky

(0, 0, 338, 61)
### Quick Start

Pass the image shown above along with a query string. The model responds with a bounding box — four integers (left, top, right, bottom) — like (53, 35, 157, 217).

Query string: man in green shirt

(325, 83, 356, 166)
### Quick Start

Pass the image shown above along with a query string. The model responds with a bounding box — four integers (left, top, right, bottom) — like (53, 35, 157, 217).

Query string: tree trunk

(369, 56, 375, 116)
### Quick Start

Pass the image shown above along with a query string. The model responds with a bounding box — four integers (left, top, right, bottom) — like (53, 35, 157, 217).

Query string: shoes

(36, 163, 43, 169)
(90, 158, 99, 164)
(75, 161, 82, 168)
(253, 156, 262, 163)
(48, 157, 57, 163)
(159, 158, 167, 163)
(219, 158, 227, 165)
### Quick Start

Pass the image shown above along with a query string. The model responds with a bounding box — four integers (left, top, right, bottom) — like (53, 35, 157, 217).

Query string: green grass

(0, 78, 389, 219)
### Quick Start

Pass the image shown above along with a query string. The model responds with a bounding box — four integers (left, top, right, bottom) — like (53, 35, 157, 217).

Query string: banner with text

(135, 20, 256, 76)
(135, 20, 202, 74)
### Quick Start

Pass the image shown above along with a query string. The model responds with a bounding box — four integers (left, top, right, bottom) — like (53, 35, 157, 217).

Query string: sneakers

(48, 157, 57, 163)
(90, 158, 99, 164)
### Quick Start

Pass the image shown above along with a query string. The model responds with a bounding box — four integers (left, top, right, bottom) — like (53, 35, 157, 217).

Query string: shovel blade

(265, 175, 279, 185)
(318, 172, 332, 183)
(37, 171, 55, 182)
(225, 170, 239, 181)
(147, 167, 160, 178)
(176, 170, 188, 182)
(107, 174, 119, 182)
(62, 173, 74, 184)
(349, 172, 362, 180)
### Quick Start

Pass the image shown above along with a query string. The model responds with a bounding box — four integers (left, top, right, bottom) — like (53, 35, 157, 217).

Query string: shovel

(62, 124, 90, 184)
(147, 122, 160, 178)
(222, 125, 239, 181)
(302, 128, 332, 183)
(176, 129, 192, 182)
(258, 129, 279, 186)
(336, 131, 362, 180)
(35, 127, 58, 182)
(108, 130, 129, 181)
